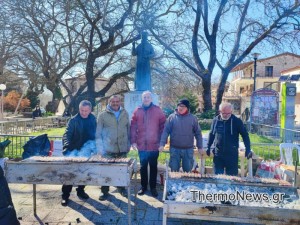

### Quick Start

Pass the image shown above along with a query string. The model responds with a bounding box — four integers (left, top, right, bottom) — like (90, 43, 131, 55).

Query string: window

(265, 66, 273, 77)
(264, 82, 279, 91)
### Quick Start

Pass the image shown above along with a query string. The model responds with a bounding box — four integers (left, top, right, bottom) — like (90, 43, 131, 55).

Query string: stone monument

(124, 31, 158, 119)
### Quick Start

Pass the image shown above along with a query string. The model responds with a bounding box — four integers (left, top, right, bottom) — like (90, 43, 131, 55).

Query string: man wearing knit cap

(159, 99, 204, 172)
(207, 102, 251, 176)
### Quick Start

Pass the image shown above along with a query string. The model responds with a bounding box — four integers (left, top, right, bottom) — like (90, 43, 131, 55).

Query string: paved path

(7, 161, 249, 225)
(9, 180, 252, 225)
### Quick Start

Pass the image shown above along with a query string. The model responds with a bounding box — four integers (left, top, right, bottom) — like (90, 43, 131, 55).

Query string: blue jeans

(169, 147, 194, 172)
(138, 151, 159, 190)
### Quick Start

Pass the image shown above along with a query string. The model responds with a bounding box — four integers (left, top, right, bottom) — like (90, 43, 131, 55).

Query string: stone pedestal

(124, 91, 159, 120)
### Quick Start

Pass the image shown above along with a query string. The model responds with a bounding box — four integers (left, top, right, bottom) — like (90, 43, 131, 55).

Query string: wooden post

(248, 158, 253, 177)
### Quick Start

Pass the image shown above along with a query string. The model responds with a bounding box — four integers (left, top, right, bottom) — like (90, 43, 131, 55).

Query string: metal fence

(0, 117, 69, 135)
(2, 132, 281, 163)
(249, 123, 300, 144)
(1, 134, 62, 158)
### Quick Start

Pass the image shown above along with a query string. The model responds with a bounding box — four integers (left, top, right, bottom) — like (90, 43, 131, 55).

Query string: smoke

(64, 140, 97, 157)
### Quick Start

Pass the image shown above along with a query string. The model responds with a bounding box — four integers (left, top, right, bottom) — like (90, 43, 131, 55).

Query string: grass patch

(249, 133, 280, 144)
(25, 127, 66, 136)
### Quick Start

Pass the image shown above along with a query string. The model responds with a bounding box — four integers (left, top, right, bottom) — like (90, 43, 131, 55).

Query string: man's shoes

(61, 199, 68, 206)
(99, 192, 109, 201)
(151, 188, 158, 197)
(77, 191, 89, 199)
(118, 188, 127, 197)
(137, 188, 147, 196)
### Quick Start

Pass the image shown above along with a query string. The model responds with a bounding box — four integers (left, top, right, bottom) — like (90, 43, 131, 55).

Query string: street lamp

(252, 52, 260, 91)
(249, 52, 260, 133)
(0, 84, 7, 120)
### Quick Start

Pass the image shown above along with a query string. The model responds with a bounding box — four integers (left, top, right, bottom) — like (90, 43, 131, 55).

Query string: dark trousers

(101, 152, 127, 193)
(138, 151, 159, 190)
(213, 154, 238, 176)
(62, 185, 85, 200)
(0, 167, 20, 225)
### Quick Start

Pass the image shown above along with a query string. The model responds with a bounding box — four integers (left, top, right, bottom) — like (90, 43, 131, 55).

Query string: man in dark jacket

(32, 106, 42, 119)
(207, 102, 251, 176)
(0, 166, 20, 225)
(61, 100, 96, 206)
(159, 99, 203, 172)
(131, 91, 166, 197)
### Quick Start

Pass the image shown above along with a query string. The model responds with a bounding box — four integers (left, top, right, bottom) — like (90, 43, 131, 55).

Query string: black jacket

(62, 113, 96, 154)
(207, 114, 250, 157)
(0, 167, 20, 225)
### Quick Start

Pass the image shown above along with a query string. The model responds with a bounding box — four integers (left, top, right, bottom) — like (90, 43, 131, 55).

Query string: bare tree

(62, 0, 141, 114)
(0, 9, 20, 88)
(3, 0, 87, 111)
(150, 0, 300, 112)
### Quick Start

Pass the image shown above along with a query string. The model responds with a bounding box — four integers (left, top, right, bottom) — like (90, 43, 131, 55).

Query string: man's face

(79, 105, 91, 118)
(220, 107, 232, 120)
(109, 97, 121, 111)
(142, 93, 152, 106)
(177, 104, 188, 114)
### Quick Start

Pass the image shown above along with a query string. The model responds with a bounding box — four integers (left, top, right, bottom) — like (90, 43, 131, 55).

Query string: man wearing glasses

(207, 102, 251, 176)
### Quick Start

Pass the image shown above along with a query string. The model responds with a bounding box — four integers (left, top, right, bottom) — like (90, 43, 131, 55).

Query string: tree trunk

(215, 70, 230, 112)
(85, 54, 96, 107)
(201, 76, 212, 112)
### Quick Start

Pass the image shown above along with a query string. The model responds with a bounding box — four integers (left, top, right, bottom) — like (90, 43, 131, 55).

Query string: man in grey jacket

(159, 99, 204, 172)
(96, 95, 130, 201)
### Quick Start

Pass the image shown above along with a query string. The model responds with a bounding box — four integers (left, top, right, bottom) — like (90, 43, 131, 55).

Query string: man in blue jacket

(61, 100, 96, 206)
(207, 102, 251, 176)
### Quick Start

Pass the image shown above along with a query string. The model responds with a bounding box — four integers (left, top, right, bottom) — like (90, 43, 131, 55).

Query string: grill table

(5, 158, 137, 225)
(162, 173, 300, 225)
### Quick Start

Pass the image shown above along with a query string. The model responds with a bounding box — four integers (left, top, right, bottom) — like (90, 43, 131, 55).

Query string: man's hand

(158, 146, 164, 152)
(206, 148, 211, 157)
(198, 148, 205, 156)
(245, 150, 252, 159)
(132, 143, 138, 151)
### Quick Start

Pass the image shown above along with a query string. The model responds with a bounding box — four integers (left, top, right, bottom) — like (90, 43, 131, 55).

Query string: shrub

(197, 109, 216, 119)
(4, 91, 30, 112)
(163, 107, 174, 118)
(198, 119, 213, 130)
(45, 112, 54, 116)
(177, 91, 199, 114)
